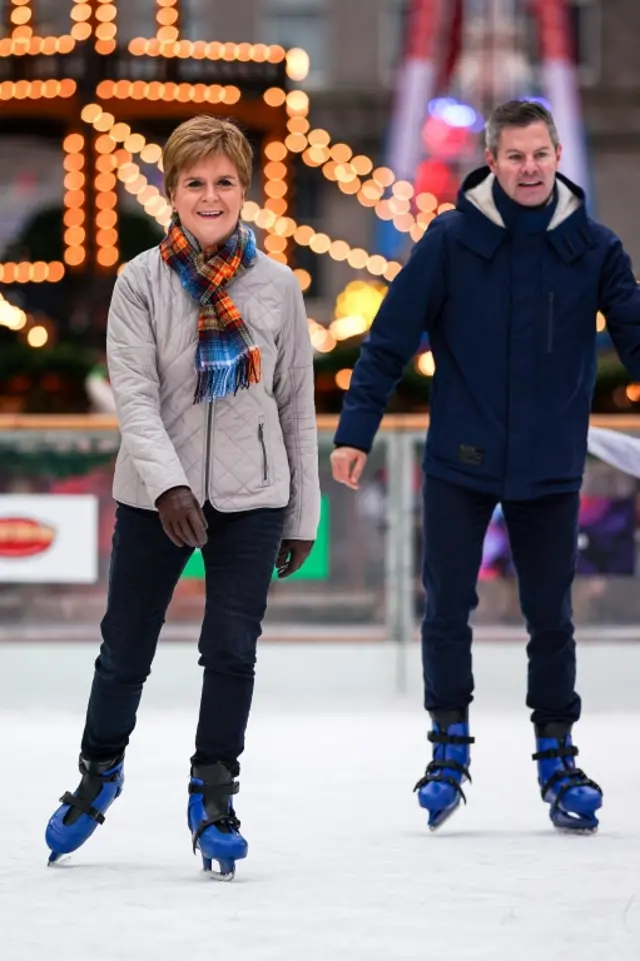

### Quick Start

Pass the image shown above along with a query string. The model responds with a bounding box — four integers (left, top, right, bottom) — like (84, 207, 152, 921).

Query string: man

(331, 100, 640, 833)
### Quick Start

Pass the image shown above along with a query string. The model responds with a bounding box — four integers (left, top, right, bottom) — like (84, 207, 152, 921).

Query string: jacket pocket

(547, 292, 555, 353)
(258, 421, 269, 486)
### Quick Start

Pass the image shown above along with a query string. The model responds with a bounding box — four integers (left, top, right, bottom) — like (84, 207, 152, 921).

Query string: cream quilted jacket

(106, 246, 321, 541)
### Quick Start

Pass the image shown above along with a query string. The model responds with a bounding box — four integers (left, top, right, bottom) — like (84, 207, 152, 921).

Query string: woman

(45, 116, 321, 879)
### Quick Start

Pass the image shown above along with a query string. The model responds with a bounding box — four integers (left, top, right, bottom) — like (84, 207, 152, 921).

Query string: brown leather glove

(275, 539, 314, 578)
(155, 486, 208, 548)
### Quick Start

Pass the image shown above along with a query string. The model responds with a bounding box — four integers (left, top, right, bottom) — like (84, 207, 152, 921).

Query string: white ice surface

(3, 700, 640, 961)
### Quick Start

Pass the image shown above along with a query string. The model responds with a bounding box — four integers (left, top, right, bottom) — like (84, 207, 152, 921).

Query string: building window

(115, 4, 157, 44)
(262, 0, 328, 88)
(381, 1, 601, 88)
(180, 0, 214, 41)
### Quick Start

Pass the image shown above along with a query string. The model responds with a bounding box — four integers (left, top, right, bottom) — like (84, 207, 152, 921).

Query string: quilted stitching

(108, 248, 321, 540)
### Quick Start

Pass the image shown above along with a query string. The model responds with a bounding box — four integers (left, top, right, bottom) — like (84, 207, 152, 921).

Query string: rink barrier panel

(1, 415, 640, 644)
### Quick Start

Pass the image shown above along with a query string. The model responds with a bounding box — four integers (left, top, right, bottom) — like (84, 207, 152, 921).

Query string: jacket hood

(457, 166, 583, 232)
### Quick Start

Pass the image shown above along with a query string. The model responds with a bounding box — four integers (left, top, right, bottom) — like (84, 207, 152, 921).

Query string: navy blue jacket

(334, 167, 640, 499)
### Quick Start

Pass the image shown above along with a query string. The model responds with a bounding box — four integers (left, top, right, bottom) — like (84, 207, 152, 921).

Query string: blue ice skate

(413, 712, 474, 830)
(188, 762, 247, 880)
(45, 754, 124, 864)
(533, 724, 602, 833)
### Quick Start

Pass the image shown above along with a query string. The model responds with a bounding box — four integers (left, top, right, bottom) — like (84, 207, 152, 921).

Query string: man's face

(486, 121, 562, 207)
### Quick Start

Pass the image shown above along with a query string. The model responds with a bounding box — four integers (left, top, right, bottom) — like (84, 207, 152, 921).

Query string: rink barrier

(1, 414, 640, 649)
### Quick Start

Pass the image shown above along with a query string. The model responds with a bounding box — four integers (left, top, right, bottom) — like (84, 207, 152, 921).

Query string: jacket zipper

(547, 292, 554, 353)
(204, 402, 214, 499)
(258, 423, 268, 483)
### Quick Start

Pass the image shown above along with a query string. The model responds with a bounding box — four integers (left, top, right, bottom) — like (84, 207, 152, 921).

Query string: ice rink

(2, 638, 640, 961)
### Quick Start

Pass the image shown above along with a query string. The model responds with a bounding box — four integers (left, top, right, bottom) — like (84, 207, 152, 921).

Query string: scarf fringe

(194, 346, 261, 402)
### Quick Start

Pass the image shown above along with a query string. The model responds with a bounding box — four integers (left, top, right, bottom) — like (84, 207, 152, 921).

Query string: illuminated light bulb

(64, 153, 85, 173)
(366, 256, 387, 276)
(338, 179, 361, 196)
(384, 263, 402, 282)
(137, 186, 159, 205)
(31, 262, 49, 284)
(95, 22, 116, 40)
(273, 217, 297, 238)
(293, 269, 312, 292)
(392, 180, 414, 200)
(241, 201, 260, 221)
(81, 103, 102, 124)
(96, 80, 115, 98)
(335, 369, 353, 391)
(372, 166, 395, 188)
(109, 122, 131, 142)
(286, 47, 310, 82)
(27, 326, 49, 348)
(374, 200, 394, 221)
(97, 228, 118, 247)
(267, 45, 286, 64)
(124, 133, 146, 154)
(307, 129, 331, 148)
(329, 241, 350, 261)
(287, 117, 310, 135)
(96, 209, 118, 229)
(15, 262, 32, 284)
(264, 181, 288, 200)
(63, 134, 85, 153)
(416, 352, 436, 377)
(64, 208, 85, 227)
(347, 248, 369, 270)
(264, 142, 288, 162)
(264, 235, 287, 254)
(48, 262, 65, 282)
(416, 193, 438, 212)
(95, 134, 116, 154)
(118, 163, 142, 183)
(393, 213, 414, 233)
(93, 112, 115, 132)
(64, 226, 86, 246)
(322, 161, 338, 182)
(438, 203, 456, 214)
(96, 154, 117, 173)
(64, 171, 85, 191)
(330, 143, 353, 163)
(97, 247, 119, 267)
(265, 161, 287, 180)
(96, 4, 117, 22)
(14, 79, 29, 98)
(294, 225, 315, 245)
(64, 190, 86, 209)
(71, 23, 92, 41)
(225, 86, 241, 105)
(417, 211, 435, 228)
(95, 173, 117, 192)
(64, 247, 86, 266)
(95, 40, 116, 54)
(254, 210, 277, 231)
(410, 223, 425, 243)
(61, 79, 77, 98)
(388, 197, 410, 216)
(309, 233, 331, 255)
(96, 191, 117, 210)
(129, 37, 146, 56)
(192, 41, 207, 59)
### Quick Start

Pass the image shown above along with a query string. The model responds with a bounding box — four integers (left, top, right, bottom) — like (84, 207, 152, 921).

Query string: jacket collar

(454, 167, 596, 263)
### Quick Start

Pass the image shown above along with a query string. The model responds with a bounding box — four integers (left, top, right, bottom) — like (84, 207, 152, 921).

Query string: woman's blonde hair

(162, 115, 253, 199)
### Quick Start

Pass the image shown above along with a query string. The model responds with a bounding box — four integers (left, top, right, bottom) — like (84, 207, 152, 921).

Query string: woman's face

(171, 152, 245, 250)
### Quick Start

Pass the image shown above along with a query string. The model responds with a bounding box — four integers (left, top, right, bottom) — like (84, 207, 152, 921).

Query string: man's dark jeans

(421, 475, 581, 726)
(81, 501, 285, 774)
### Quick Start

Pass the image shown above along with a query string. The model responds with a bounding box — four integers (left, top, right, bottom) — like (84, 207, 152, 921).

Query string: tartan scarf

(160, 217, 259, 402)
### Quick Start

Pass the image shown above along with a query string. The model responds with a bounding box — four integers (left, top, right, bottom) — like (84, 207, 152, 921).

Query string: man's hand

(330, 446, 368, 490)
(276, 539, 314, 578)
(155, 486, 208, 548)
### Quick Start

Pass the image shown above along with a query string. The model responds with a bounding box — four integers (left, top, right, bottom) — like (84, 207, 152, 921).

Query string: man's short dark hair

(485, 100, 560, 156)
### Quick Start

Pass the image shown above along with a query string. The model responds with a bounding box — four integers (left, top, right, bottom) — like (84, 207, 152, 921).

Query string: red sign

(0, 517, 56, 558)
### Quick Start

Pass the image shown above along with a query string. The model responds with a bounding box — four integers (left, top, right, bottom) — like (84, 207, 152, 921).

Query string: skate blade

(47, 852, 71, 867)
(552, 822, 598, 836)
(428, 800, 462, 832)
(202, 856, 236, 880)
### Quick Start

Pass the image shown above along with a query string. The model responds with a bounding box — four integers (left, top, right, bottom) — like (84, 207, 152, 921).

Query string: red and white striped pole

(536, 0, 589, 192)
(387, 0, 448, 182)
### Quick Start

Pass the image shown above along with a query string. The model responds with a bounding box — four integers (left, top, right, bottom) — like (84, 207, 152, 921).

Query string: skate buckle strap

(538, 768, 603, 809)
(532, 744, 578, 762)
(413, 759, 472, 804)
(188, 780, 239, 800)
(428, 731, 475, 747)
(59, 791, 105, 824)
(191, 808, 241, 853)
